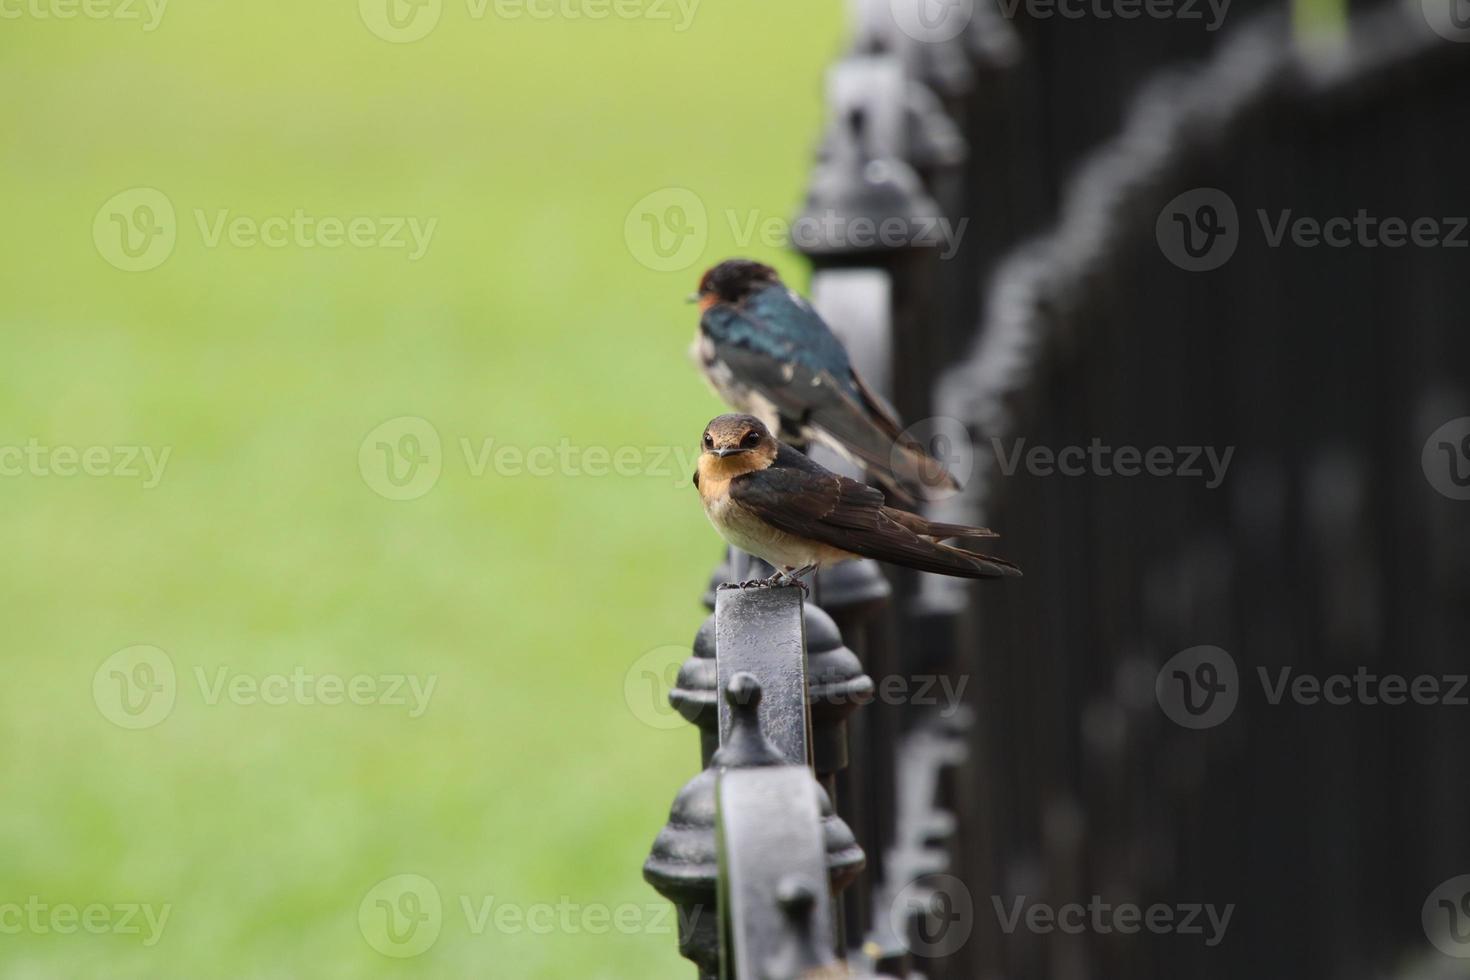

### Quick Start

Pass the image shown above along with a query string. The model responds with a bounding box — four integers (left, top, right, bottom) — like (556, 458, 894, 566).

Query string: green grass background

(0, 1, 844, 975)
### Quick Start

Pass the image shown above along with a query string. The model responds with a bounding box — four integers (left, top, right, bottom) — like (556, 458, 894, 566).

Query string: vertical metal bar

(718, 767, 841, 979)
(714, 586, 812, 767)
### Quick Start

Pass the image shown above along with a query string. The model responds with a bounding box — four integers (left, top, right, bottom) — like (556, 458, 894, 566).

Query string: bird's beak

(713, 447, 745, 458)
(684, 293, 701, 304)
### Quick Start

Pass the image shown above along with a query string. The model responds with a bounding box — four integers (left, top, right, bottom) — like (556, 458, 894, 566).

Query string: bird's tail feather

(883, 508, 997, 540)
(854, 522, 1021, 579)
(922, 541, 1022, 579)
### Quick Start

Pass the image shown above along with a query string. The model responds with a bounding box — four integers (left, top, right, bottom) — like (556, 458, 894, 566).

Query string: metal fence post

(715, 673, 866, 977)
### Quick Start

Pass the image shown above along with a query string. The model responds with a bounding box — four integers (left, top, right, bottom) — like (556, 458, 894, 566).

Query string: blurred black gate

(646, 2, 1470, 977)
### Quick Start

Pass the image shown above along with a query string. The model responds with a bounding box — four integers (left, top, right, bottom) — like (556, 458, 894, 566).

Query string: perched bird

(694, 414, 1019, 587)
(691, 258, 959, 503)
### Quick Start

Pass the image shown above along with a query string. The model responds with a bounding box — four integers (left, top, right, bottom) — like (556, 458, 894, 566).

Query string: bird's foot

(761, 570, 810, 594)
(719, 575, 808, 593)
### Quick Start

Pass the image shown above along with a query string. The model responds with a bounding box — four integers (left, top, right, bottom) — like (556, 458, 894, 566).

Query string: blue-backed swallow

(694, 414, 1019, 587)
(690, 258, 960, 504)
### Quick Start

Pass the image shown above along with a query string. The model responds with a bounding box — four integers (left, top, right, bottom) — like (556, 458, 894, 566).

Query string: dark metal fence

(646, 2, 1470, 976)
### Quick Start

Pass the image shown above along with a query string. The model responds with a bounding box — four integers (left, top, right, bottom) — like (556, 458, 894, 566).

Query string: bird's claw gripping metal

(716, 576, 808, 594)
(716, 579, 768, 590)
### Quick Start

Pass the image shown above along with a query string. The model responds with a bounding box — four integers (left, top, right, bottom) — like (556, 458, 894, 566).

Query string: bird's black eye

(742, 431, 761, 447)
(703, 433, 713, 448)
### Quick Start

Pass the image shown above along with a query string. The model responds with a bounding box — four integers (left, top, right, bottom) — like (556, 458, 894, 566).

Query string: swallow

(690, 258, 960, 503)
(694, 414, 1019, 588)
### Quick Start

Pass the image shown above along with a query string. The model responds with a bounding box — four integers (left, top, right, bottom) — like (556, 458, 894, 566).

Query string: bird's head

(701, 414, 778, 471)
(694, 259, 781, 312)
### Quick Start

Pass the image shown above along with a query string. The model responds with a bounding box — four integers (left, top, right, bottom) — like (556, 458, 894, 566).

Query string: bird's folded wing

(730, 448, 1017, 578)
(729, 456, 887, 541)
(727, 464, 983, 570)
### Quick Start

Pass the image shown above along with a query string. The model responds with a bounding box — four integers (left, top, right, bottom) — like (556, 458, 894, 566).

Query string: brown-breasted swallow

(693, 414, 1020, 587)
(690, 258, 960, 504)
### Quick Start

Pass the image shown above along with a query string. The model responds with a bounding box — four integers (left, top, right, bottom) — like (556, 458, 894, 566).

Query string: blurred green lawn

(0, 2, 842, 976)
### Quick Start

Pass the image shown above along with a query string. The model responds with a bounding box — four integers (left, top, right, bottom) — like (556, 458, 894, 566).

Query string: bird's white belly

(704, 495, 840, 570)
